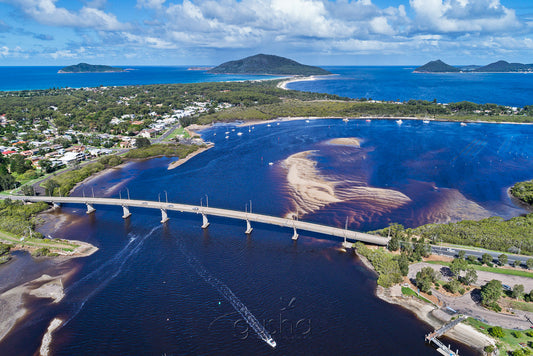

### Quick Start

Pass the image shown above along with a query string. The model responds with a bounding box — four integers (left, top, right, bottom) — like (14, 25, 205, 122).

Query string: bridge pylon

(245, 220, 253, 234)
(201, 213, 210, 229)
(291, 226, 299, 240)
(86, 203, 95, 214)
(160, 209, 169, 223)
(122, 205, 131, 219)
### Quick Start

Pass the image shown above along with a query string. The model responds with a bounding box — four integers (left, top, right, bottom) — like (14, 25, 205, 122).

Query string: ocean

(1, 65, 532, 107)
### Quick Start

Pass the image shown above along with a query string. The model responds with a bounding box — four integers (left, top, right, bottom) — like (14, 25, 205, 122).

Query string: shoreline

(276, 74, 337, 90)
(355, 251, 494, 353)
(168, 144, 214, 170)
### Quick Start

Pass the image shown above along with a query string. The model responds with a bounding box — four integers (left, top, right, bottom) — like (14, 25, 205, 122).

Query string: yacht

(396, 119, 403, 125)
(423, 119, 430, 124)
(266, 337, 277, 348)
(343, 118, 349, 122)
(460, 122, 467, 126)
(237, 132, 243, 136)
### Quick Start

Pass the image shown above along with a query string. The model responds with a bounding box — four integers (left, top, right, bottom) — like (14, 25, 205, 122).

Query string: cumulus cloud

(3, 0, 129, 31)
(409, 0, 521, 33)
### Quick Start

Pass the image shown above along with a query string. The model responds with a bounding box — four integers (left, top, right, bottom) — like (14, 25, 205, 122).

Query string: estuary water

(2, 118, 532, 355)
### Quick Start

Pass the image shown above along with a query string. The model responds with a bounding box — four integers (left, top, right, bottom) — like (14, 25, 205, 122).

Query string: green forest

(511, 179, 533, 205)
(372, 214, 533, 255)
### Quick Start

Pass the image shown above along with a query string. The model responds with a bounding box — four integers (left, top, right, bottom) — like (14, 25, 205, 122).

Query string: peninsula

(58, 63, 125, 73)
(207, 54, 331, 75)
(415, 59, 533, 73)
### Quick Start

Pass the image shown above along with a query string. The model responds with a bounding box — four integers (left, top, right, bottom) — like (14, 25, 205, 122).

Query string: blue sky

(0, 0, 532, 66)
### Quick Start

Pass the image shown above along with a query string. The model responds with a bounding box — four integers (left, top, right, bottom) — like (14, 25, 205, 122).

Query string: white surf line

(174, 236, 276, 348)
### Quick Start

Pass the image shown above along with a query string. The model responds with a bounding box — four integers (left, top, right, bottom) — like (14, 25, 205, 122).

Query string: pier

(425, 316, 467, 356)
(4, 195, 390, 246)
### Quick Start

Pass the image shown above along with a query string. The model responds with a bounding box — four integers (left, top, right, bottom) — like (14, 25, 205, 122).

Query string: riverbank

(168, 143, 214, 170)
(355, 251, 494, 353)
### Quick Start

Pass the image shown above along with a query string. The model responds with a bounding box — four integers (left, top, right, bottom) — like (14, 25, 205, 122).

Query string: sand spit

(282, 150, 411, 218)
(0, 274, 67, 343)
(39, 318, 63, 356)
(426, 188, 492, 223)
(168, 144, 214, 170)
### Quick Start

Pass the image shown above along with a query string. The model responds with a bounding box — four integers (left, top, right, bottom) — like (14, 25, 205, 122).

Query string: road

(431, 245, 530, 268)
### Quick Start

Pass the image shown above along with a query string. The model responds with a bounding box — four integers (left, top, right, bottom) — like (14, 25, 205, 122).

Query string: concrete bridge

(4, 195, 389, 246)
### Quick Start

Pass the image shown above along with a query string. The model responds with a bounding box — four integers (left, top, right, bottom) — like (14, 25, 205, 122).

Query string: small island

(207, 53, 331, 76)
(415, 59, 533, 73)
(58, 63, 125, 73)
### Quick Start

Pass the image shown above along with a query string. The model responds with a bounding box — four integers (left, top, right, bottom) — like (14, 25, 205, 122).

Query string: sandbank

(0, 273, 69, 343)
(39, 318, 63, 356)
(276, 74, 337, 90)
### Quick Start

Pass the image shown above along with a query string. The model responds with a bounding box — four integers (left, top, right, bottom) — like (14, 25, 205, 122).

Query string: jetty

(425, 315, 467, 355)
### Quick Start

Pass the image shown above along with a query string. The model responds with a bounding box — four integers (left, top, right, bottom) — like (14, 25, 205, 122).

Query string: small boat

(266, 337, 277, 348)
(237, 132, 243, 136)
(365, 119, 371, 123)
(225, 131, 229, 134)
(225, 135, 229, 139)
(305, 120, 310, 123)
(276, 122, 280, 125)
(267, 124, 271, 127)
(231, 129, 235, 131)
(268, 162, 273, 166)
(460, 122, 467, 126)
(396, 119, 403, 125)
(423, 119, 430, 124)
(343, 118, 349, 122)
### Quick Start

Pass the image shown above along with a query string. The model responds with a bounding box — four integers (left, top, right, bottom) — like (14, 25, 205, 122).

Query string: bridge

(4, 195, 389, 246)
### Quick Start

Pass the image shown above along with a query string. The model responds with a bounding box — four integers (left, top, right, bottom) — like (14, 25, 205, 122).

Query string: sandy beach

(276, 74, 337, 90)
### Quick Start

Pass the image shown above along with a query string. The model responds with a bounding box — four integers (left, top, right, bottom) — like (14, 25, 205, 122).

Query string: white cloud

(3, 0, 129, 31)
(409, 0, 521, 33)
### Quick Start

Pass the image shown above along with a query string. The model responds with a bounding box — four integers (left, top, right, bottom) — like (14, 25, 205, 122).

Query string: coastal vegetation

(415, 59, 533, 73)
(58, 63, 125, 73)
(466, 318, 533, 355)
(511, 179, 533, 205)
(207, 54, 331, 75)
(0, 199, 47, 238)
(0, 242, 10, 264)
(373, 213, 533, 256)
(124, 143, 200, 159)
(354, 242, 404, 288)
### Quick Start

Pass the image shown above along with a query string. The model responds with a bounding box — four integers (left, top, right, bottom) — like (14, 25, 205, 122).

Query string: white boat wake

(174, 236, 276, 348)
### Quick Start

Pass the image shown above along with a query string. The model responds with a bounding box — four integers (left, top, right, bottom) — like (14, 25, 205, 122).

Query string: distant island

(415, 59, 533, 73)
(207, 54, 331, 76)
(58, 63, 125, 73)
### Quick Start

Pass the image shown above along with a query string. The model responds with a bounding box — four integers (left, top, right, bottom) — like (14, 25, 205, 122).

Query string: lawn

(425, 260, 533, 278)
(401, 286, 433, 304)
(466, 317, 533, 355)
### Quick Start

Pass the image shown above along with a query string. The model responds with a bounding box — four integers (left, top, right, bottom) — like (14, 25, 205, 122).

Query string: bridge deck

(5, 195, 389, 245)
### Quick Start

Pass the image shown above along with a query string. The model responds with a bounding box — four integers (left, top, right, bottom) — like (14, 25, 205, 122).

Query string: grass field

(466, 318, 533, 355)
(401, 286, 433, 304)
(425, 260, 533, 278)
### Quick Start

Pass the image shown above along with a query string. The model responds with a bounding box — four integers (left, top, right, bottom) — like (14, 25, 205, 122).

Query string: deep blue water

(289, 66, 533, 107)
(2, 66, 533, 108)
(0, 66, 279, 91)
(2, 119, 532, 355)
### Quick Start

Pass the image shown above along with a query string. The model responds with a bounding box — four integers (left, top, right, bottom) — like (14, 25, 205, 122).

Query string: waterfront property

(4, 195, 389, 246)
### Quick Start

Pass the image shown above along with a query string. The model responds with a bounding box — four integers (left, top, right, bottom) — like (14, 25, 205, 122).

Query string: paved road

(3, 195, 390, 246)
(432, 245, 531, 268)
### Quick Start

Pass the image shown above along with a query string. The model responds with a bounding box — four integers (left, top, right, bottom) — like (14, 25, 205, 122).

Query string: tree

(44, 179, 59, 196)
(21, 185, 34, 196)
(481, 279, 502, 306)
(513, 284, 525, 300)
(513, 260, 521, 268)
(135, 137, 151, 148)
(450, 258, 467, 277)
(458, 250, 466, 260)
(467, 255, 478, 264)
(488, 326, 505, 338)
(388, 237, 400, 251)
(463, 267, 478, 285)
(39, 159, 54, 173)
(482, 253, 493, 265)
(397, 253, 409, 276)
(498, 254, 508, 266)
(416, 266, 437, 293)
(528, 259, 533, 270)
